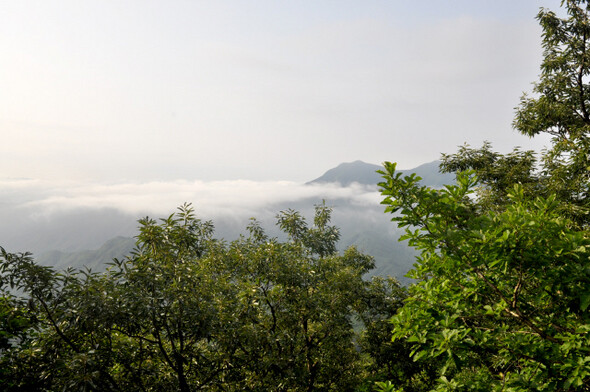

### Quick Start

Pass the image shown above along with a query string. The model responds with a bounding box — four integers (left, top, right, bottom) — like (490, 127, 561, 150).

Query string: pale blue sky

(1, 0, 561, 182)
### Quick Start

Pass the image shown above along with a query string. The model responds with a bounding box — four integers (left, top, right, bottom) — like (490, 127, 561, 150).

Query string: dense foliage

(378, 1, 590, 390)
(0, 203, 412, 391)
(380, 166, 589, 391)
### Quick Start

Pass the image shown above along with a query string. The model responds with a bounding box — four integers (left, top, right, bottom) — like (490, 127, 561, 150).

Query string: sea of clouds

(0, 178, 387, 254)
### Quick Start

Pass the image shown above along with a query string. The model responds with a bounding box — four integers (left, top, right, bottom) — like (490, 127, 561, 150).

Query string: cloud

(0, 179, 383, 213)
(0, 178, 385, 253)
(4, 179, 378, 217)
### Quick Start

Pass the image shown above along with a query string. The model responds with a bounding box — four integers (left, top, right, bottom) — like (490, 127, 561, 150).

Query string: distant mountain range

(308, 160, 455, 188)
(35, 160, 455, 282)
(38, 236, 135, 272)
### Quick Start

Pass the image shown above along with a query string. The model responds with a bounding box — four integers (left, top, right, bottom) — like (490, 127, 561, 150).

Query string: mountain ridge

(34, 159, 454, 280)
(307, 160, 455, 188)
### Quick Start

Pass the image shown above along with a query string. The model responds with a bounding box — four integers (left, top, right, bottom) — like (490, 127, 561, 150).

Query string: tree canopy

(0, 203, 412, 391)
(378, 1, 590, 390)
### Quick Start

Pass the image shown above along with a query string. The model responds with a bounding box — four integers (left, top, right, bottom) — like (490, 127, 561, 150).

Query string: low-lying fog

(0, 178, 394, 255)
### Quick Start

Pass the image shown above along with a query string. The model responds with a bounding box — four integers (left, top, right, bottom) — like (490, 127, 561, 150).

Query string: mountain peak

(307, 160, 455, 188)
(306, 161, 382, 187)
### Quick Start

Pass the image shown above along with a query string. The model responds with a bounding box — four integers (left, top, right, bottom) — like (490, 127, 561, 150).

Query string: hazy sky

(1, 0, 561, 183)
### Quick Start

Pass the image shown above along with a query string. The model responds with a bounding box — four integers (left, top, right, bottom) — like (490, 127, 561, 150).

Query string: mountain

(37, 236, 136, 272)
(307, 160, 455, 188)
(405, 160, 456, 187)
(306, 160, 382, 187)
(32, 160, 455, 282)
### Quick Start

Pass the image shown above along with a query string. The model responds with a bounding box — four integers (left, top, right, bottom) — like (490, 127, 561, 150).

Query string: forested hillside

(37, 237, 136, 272)
(2, 1, 590, 391)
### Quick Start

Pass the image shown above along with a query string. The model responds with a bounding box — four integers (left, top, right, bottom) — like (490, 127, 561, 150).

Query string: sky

(1, 0, 562, 183)
(0, 0, 570, 253)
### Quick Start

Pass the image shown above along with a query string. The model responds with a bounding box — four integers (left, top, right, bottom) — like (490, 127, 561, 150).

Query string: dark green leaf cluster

(0, 203, 412, 392)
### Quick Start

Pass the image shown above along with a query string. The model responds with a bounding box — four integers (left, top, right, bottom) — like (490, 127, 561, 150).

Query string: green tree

(0, 249, 124, 391)
(0, 205, 242, 391)
(103, 204, 231, 392)
(220, 204, 375, 391)
(356, 276, 439, 392)
(0, 289, 40, 391)
(380, 166, 590, 391)
(1, 203, 408, 391)
(378, 1, 590, 390)
(514, 0, 590, 224)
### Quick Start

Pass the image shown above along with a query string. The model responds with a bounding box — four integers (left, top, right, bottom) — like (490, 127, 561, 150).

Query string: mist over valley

(1, 160, 451, 281)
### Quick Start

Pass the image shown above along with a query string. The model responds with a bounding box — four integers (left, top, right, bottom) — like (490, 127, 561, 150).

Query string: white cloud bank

(0, 178, 385, 253)
(2, 178, 381, 218)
